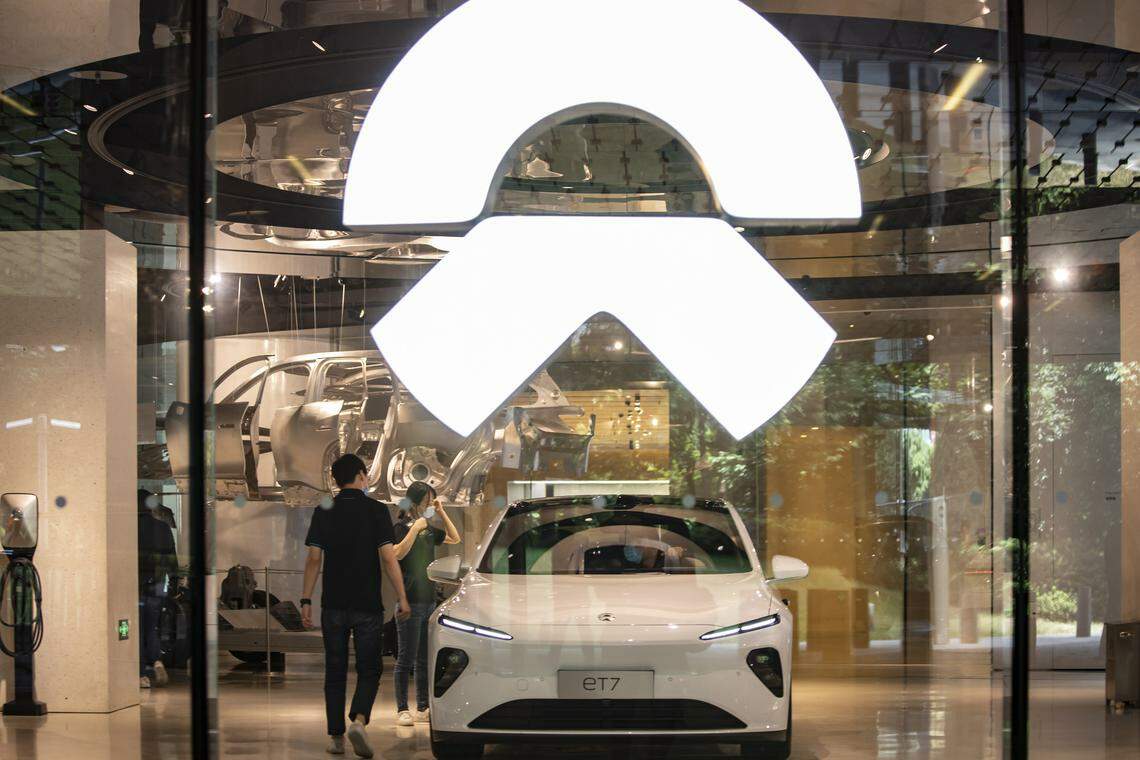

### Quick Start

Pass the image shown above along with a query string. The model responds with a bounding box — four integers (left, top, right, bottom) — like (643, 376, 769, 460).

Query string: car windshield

(477, 496, 752, 575)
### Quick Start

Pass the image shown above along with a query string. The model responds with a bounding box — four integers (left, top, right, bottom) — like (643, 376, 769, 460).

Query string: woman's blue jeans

(394, 602, 435, 712)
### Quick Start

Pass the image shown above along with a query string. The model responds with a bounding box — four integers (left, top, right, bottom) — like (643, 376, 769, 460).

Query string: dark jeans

(394, 601, 435, 712)
(139, 582, 165, 677)
(322, 608, 384, 736)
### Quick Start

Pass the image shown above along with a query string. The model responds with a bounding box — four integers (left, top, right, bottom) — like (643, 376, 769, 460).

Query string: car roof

(506, 494, 728, 515)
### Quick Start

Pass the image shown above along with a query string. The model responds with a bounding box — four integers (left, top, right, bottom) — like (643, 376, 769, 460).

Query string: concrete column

(1121, 232, 1140, 622)
(0, 231, 138, 712)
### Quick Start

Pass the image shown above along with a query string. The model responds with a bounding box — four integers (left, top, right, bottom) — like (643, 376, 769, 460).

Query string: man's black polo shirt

(304, 488, 396, 613)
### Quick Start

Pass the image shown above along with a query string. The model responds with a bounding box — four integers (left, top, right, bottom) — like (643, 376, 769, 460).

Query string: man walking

(301, 454, 411, 758)
(138, 489, 178, 689)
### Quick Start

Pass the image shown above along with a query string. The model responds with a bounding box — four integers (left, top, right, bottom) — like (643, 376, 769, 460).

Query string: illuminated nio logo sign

(344, 0, 861, 440)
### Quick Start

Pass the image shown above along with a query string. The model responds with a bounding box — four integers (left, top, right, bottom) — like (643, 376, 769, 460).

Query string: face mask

(423, 506, 436, 520)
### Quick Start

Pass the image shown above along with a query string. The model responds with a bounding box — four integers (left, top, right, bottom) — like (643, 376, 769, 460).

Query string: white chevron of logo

(371, 217, 836, 440)
(344, 0, 861, 440)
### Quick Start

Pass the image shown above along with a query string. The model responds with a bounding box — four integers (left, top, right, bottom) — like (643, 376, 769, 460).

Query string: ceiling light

(983, 402, 994, 413)
(343, 0, 861, 228)
(734, 226, 745, 232)
(942, 62, 988, 111)
(612, 340, 624, 351)
(311, 40, 326, 52)
(68, 69, 127, 81)
(1052, 267, 1072, 284)
(122, 168, 134, 175)
(926, 334, 935, 342)
(933, 43, 949, 54)
(83, 104, 98, 112)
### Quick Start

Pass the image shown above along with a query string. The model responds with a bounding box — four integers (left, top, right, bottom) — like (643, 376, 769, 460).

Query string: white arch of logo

(344, 0, 862, 440)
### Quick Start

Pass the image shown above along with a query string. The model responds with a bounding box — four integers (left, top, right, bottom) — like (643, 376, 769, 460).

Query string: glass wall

(0, 0, 203, 756)
(1019, 0, 1140, 755)
(2, 1, 1139, 759)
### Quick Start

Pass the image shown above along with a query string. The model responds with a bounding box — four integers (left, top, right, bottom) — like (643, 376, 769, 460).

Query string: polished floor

(2, 657, 1139, 759)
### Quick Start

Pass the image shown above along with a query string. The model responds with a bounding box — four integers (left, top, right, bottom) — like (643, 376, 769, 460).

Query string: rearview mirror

(770, 554, 809, 582)
(427, 555, 467, 585)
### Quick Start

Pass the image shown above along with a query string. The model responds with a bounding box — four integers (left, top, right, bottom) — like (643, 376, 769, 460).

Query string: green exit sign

(118, 619, 130, 640)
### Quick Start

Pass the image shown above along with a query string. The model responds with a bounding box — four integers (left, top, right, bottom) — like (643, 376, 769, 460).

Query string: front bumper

(428, 619, 791, 740)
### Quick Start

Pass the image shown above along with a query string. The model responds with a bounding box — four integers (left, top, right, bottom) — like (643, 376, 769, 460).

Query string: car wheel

(741, 687, 791, 759)
(430, 734, 483, 759)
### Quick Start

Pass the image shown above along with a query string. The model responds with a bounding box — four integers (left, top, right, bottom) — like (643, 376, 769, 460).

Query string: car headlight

(439, 614, 513, 640)
(699, 613, 780, 641)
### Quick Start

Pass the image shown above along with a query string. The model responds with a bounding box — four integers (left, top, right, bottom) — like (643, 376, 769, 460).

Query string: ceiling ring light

(343, 0, 862, 231)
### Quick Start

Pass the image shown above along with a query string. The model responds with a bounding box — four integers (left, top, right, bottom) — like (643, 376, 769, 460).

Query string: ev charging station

(1, 492, 47, 716)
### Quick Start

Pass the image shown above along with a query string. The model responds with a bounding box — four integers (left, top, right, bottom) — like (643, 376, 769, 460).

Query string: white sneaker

(396, 710, 414, 727)
(327, 735, 345, 755)
(414, 708, 430, 724)
(140, 676, 152, 689)
(153, 660, 169, 686)
(346, 721, 373, 759)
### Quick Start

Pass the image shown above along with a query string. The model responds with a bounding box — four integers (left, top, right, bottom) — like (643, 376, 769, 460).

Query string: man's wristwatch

(300, 598, 312, 607)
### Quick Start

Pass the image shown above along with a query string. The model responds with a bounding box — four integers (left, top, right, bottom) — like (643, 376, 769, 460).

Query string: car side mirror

(427, 555, 467, 585)
(770, 554, 809, 582)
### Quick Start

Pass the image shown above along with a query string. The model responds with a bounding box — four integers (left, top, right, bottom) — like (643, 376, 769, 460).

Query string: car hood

(442, 571, 774, 628)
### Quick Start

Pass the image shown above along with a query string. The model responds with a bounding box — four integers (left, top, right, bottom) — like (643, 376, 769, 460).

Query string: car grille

(468, 699, 746, 731)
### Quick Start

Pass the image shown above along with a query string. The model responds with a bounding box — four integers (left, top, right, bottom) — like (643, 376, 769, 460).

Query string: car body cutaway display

(424, 495, 808, 759)
(148, 351, 594, 506)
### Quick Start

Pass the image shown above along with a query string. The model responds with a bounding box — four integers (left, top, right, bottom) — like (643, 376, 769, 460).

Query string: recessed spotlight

(68, 69, 127, 81)
(83, 104, 98, 112)
(612, 340, 624, 351)
(733, 226, 745, 232)
(926, 334, 935, 342)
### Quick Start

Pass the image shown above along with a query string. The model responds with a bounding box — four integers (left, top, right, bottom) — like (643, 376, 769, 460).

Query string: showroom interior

(1, 0, 1139, 758)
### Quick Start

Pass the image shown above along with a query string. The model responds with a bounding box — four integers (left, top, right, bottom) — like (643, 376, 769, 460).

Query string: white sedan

(424, 495, 808, 759)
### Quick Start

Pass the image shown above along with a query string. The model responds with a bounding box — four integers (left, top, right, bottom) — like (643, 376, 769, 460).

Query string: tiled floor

(2, 658, 1138, 758)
